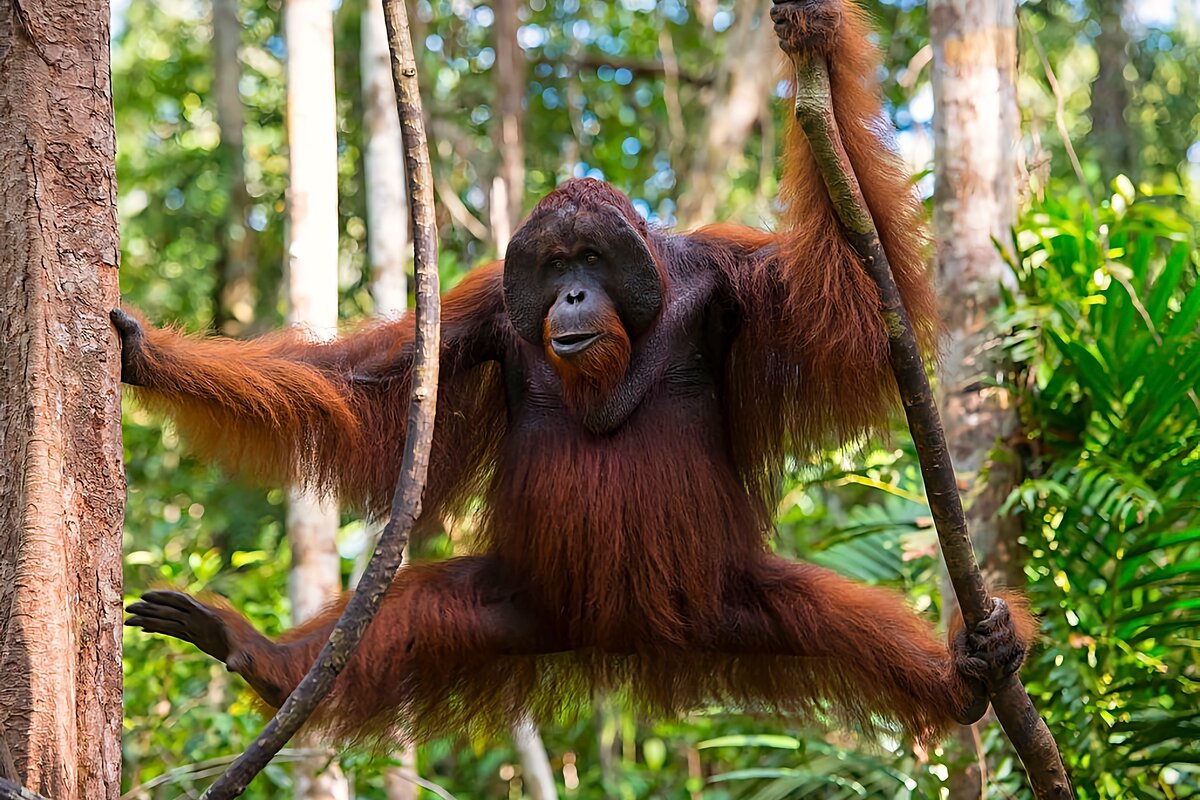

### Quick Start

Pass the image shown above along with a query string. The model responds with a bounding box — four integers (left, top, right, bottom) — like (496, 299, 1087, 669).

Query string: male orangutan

(119, 0, 1034, 744)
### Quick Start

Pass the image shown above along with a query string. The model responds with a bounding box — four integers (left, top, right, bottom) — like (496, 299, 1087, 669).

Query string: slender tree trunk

(514, 716, 558, 800)
(284, 0, 347, 797)
(490, 0, 525, 251)
(1089, 0, 1133, 177)
(363, 0, 409, 317)
(212, 0, 258, 335)
(0, 2, 124, 798)
(285, 495, 345, 800)
(929, 1, 1022, 797)
(675, 0, 774, 227)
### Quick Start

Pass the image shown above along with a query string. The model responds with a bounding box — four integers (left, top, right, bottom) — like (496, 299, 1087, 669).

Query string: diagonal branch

(787, 53, 1073, 800)
(198, 1, 442, 796)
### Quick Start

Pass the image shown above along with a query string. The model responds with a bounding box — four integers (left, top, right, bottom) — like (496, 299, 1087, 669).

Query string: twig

(387, 770, 460, 800)
(198, 0, 442, 796)
(657, 27, 686, 155)
(1025, 20, 1095, 215)
(121, 748, 323, 799)
(434, 176, 490, 241)
(897, 44, 931, 90)
(787, 53, 1074, 800)
(533, 54, 713, 86)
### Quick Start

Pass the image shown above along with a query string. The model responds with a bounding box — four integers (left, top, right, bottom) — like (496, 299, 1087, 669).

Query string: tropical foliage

(998, 182, 1200, 798)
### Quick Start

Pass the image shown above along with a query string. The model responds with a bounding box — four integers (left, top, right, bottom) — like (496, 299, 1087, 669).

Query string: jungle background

(113, 0, 1200, 797)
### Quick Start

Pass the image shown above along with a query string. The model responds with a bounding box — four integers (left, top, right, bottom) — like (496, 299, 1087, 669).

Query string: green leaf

(707, 767, 799, 782)
(1145, 242, 1188, 326)
(697, 735, 801, 751)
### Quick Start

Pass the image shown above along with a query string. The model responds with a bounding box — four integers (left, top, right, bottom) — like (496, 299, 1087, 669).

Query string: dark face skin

(502, 181, 670, 431)
(542, 249, 620, 360)
(503, 191, 665, 356)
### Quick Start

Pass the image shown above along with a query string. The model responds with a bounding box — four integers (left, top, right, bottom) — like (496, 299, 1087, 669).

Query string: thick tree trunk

(675, 0, 774, 227)
(929, 0, 1022, 797)
(363, 0, 409, 317)
(0, 2, 124, 798)
(490, 0, 525, 252)
(283, 0, 347, 797)
(212, 0, 258, 335)
(1088, 0, 1133, 177)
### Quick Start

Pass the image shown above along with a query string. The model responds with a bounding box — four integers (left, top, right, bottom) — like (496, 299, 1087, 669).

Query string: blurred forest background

(114, 0, 1200, 797)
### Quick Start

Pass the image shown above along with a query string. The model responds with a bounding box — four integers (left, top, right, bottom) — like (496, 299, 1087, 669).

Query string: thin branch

(121, 749, 323, 799)
(657, 27, 686, 153)
(435, 176, 491, 241)
(787, 53, 1074, 800)
(897, 43, 931, 90)
(198, 0, 442, 796)
(1025, 20, 1095, 215)
(387, 770, 460, 800)
(533, 54, 713, 86)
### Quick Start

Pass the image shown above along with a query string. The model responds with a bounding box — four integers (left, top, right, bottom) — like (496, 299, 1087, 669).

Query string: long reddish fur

(695, 0, 938, 496)
(542, 308, 631, 411)
(127, 0, 1032, 748)
(131, 264, 508, 532)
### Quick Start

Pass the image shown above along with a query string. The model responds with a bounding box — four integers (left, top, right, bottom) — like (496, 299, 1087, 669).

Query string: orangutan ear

(502, 216, 553, 345)
(593, 208, 665, 336)
(503, 205, 664, 345)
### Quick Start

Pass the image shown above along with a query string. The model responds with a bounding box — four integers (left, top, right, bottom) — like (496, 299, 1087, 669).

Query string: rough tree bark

(675, 0, 774, 227)
(0, 1, 124, 798)
(929, 0, 1023, 796)
(490, 0, 526, 251)
(283, 0, 348, 797)
(212, 0, 258, 335)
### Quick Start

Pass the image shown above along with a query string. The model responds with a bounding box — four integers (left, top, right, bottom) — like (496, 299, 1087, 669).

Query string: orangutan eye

(584, 251, 599, 264)
(549, 258, 566, 271)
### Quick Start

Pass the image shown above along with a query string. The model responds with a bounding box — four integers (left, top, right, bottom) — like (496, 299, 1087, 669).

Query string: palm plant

(997, 180, 1200, 798)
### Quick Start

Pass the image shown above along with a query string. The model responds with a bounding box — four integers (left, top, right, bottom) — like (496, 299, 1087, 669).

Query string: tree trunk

(675, 0, 774, 227)
(490, 0, 525, 252)
(285, 495, 346, 800)
(929, 0, 1022, 797)
(1088, 0, 1133, 177)
(212, 0, 258, 335)
(363, 0, 409, 317)
(284, 0, 347, 797)
(0, 2, 124, 798)
(514, 715, 558, 800)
